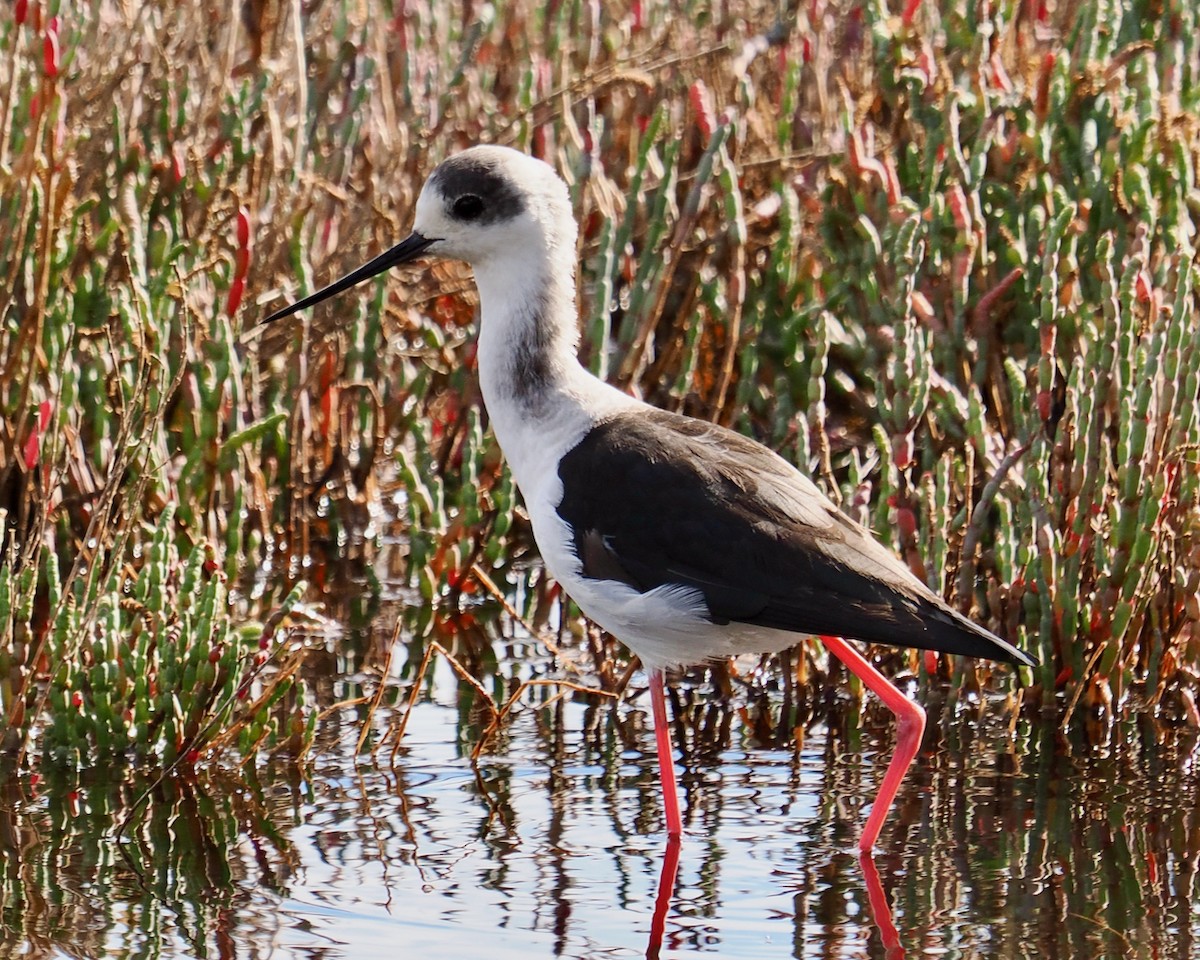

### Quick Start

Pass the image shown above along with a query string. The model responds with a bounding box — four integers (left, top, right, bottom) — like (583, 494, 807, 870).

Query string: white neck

(473, 250, 579, 411)
(470, 250, 638, 500)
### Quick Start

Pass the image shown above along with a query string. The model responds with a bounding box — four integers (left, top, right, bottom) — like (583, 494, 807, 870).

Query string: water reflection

(2, 639, 1199, 958)
(0, 763, 305, 959)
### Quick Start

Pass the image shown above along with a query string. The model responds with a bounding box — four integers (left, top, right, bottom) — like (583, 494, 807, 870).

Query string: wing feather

(556, 410, 1034, 666)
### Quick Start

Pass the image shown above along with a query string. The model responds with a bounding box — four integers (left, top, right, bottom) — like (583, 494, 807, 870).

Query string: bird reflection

(645, 837, 681, 959)
(860, 852, 906, 958)
(644, 841, 906, 958)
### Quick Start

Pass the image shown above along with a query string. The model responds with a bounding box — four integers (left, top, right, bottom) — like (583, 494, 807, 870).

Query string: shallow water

(2, 625, 1199, 959)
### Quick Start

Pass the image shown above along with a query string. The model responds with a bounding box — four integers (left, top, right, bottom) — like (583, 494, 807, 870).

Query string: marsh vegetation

(1, 0, 1198, 956)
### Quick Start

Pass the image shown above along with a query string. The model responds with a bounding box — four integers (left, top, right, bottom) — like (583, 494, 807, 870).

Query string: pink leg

(820, 636, 927, 853)
(648, 669, 684, 838)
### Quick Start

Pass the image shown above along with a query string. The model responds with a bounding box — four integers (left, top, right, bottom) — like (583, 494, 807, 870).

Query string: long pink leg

(647, 669, 684, 837)
(820, 636, 927, 853)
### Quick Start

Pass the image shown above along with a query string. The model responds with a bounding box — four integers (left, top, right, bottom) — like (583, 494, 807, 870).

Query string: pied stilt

(265, 145, 1036, 852)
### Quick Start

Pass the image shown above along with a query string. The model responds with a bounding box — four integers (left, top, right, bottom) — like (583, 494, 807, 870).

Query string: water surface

(2, 626, 1197, 959)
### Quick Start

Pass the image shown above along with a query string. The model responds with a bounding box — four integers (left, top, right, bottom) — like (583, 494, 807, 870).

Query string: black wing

(556, 410, 1034, 666)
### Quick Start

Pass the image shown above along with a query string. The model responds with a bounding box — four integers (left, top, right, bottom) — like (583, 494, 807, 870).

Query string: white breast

(512, 383, 800, 672)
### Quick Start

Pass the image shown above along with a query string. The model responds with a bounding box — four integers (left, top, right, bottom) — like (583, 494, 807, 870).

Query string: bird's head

(263, 145, 575, 324)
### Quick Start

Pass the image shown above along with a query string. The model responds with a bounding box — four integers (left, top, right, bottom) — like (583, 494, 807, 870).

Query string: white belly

(526, 482, 800, 671)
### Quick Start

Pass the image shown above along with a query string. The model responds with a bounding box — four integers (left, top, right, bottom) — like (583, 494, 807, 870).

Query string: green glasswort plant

(1, 0, 1198, 773)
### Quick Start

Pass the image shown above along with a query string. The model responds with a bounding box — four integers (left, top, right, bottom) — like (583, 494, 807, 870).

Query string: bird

(264, 144, 1037, 852)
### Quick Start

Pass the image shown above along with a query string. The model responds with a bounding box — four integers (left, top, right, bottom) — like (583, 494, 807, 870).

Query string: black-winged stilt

(265, 145, 1036, 852)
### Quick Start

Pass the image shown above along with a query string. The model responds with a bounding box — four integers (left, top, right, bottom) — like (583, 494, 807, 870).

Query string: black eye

(452, 194, 485, 220)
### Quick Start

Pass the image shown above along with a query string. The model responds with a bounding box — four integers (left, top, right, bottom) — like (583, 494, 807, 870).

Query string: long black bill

(262, 232, 437, 324)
